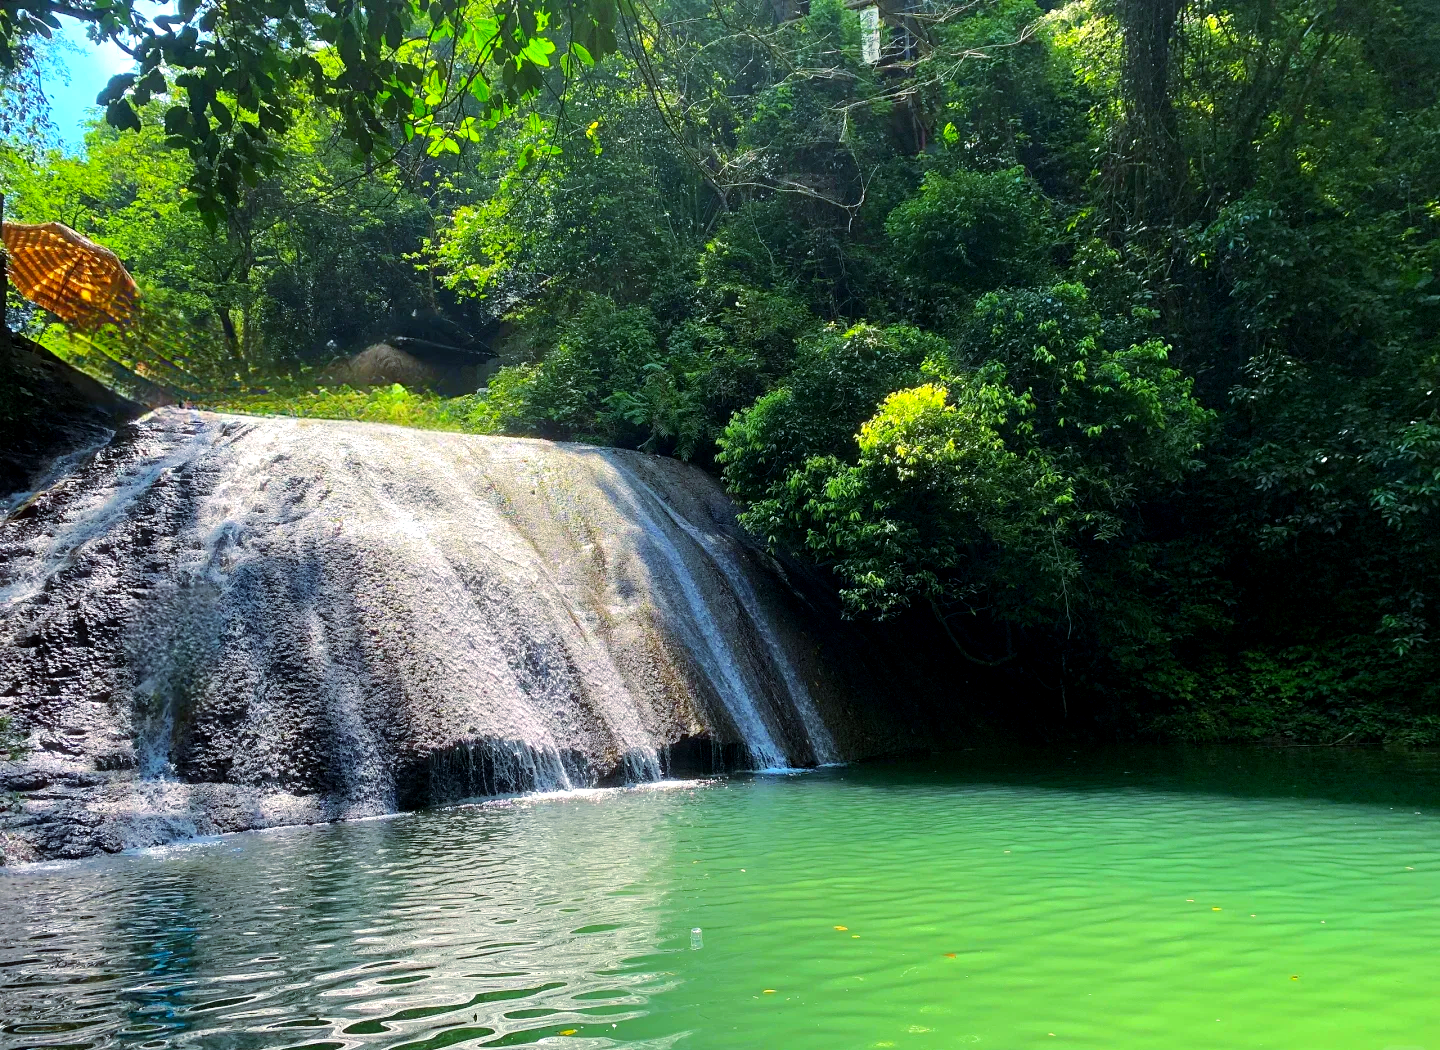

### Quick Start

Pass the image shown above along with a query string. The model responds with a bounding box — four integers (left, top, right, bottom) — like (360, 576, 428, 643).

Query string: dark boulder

(320, 340, 499, 397)
(1, 333, 142, 510)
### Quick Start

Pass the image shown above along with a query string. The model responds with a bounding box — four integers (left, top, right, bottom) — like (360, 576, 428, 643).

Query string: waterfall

(596, 458, 790, 770)
(615, 466, 840, 766)
(0, 410, 841, 829)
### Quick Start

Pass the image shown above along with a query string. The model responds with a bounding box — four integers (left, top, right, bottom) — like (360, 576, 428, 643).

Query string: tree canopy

(1, 0, 624, 222)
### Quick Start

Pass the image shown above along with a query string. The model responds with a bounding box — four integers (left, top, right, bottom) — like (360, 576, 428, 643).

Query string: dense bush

(718, 323, 949, 503)
(722, 285, 1211, 664)
(884, 167, 1054, 328)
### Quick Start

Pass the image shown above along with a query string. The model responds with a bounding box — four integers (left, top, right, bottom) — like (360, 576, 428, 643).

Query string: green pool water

(3, 748, 1439, 1049)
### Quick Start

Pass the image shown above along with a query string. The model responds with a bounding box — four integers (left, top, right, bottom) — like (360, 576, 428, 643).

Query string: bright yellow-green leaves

(719, 285, 1210, 627)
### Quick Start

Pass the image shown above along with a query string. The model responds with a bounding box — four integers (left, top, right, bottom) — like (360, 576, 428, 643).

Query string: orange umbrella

(2, 221, 139, 329)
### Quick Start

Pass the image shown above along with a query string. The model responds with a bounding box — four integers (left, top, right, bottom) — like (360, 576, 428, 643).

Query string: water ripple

(3, 752, 1440, 1049)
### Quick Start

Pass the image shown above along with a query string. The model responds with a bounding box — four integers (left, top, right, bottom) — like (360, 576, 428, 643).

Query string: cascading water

(619, 469, 840, 766)
(594, 460, 790, 771)
(0, 409, 845, 859)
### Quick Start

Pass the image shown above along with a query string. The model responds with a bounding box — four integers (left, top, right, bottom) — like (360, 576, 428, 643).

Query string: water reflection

(4, 751, 1440, 1050)
(0, 786, 701, 1048)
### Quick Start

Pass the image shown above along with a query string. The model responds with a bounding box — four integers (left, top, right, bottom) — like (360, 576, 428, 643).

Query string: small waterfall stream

(0, 410, 842, 845)
(619, 468, 840, 766)
(597, 460, 790, 770)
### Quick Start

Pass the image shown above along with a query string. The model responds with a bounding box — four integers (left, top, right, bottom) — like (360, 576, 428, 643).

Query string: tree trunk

(1107, 0, 1188, 233)
(219, 308, 243, 364)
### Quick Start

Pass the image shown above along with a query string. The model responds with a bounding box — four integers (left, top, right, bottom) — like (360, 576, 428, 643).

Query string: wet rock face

(0, 334, 142, 509)
(0, 410, 871, 862)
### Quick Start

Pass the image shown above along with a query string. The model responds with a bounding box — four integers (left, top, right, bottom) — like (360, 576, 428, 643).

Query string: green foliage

(436, 93, 694, 313)
(518, 296, 665, 446)
(463, 286, 818, 459)
(752, 381, 1043, 618)
(718, 323, 949, 504)
(6, 117, 219, 318)
(933, 0, 1095, 192)
(885, 166, 1053, 328)
(1144, 640, 1440, 747)
(215, 384, 466, 430)
(2, 0, 626, 222)
(724, 287, 1210, 640)
(0, 715, 26, 762)
(452, 364, 544, 436)
(960, 283, 1211, 495)
(2, 99, 472, 382)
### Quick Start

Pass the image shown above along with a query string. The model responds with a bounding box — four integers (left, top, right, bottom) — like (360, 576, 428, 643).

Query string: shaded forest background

(4, 0, 1439, 742)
